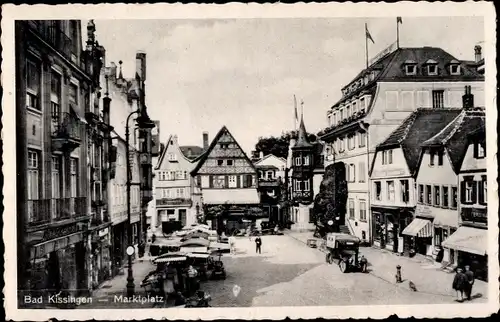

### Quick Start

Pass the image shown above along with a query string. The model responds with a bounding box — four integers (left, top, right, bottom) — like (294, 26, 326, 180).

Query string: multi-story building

(103, 53, 154, 272)
(16, 20, 105, 297)
(318, 45, 485, 243)
(254, 153, 287, 223)
(153, 134, 205, 233)
(288, 117, 324, 231)
(411, 94, 484, 264)
(442, 120, 487, 280)
(191, 126, 260, 234)
(370, 108, 461, 253)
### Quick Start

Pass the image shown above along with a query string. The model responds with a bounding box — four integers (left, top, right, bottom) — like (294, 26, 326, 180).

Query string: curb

(284, 232, 457, 299)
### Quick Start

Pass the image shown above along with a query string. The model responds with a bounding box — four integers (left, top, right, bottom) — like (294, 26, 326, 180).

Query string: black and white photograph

(2, 2, 498, 321)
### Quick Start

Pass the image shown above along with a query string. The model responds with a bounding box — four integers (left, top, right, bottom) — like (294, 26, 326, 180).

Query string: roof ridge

(441, 112, 466, 144)
(398, 110, 421, 143)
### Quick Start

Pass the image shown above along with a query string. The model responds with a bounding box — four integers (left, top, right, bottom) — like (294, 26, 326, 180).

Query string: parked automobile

(325, 233, 368, 273)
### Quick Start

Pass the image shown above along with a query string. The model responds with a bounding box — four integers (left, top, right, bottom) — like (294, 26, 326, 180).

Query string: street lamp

(125, 109, 155, 297)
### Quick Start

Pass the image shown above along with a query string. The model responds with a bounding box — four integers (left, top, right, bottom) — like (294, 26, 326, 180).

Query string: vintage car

(325, 233, 368, 273)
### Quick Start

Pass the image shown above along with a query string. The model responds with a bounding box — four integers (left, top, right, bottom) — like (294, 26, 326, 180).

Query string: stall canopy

(402, 218, 432, 237)
(181, 238, 210, 248)
(186, 252, 210, 259)
(153, 252, 187, 264)
(442, 226, 487, 256)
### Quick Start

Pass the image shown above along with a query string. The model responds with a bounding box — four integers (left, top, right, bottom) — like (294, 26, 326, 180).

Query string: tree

(255, 130, 317, 159)
(313, 162, 348, 237)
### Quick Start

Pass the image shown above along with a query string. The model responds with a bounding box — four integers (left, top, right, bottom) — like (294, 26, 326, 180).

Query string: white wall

(461, 143, 487, 172)
(416, 150, 457, 186)
(255, 155, 287, 179)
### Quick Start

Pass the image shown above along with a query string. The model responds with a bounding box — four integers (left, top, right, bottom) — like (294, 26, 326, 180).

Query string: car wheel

(339, 260, 348, 273)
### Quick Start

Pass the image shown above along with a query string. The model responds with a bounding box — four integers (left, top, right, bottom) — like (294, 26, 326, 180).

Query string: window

(451, 186, 458, 209)
(217, 159, 224, 166)
(226, 159, 234, 166)
(426, 185, 432, 204)
(349, 164, 356, 182)
(328, 115, 332, 126)
(442, 186, 449, 208)
(28, 150, 40, 200)
(294, 180, 300, 191)
(346, 105, 351, 118)
(352, 101, 358, 114)
(434, 227, 443, 246)
(358, 132, 366, 147)
(418, 184, 424, 203)
(375, 182, 382, 201)
(480, 175, 487, 204)
(348, 136, 355, 150)
(387, 181, 395, 201)
(69, 83, 78, 105)
(52, 156, 62, 200)
(400, 180, 409, 203)
(382, 150, 393, 165)
(184, 171, 187, 179)
(339, 138, 345, 152)
(348, 199, 355, 219)
(434, 186, 441, 206)
(388, 150, 393, 164)
(220, 143, 228, 149)
(474, 142, 485, 159)
(168, 153, 177, 162)
(428, 64, 438, 75)
(450, 65, 460, 75)
(360, 98, 366, 112)
(437, 149, 444, 166)
(340, 108, 345, 120)
(405, 65, 416, 75)
(294, 157, 302, 166)
(267, 171, 274, 180)
(429, 150, 435, 166)
(333, 113, 337, 125)
(303, 180, 310, 191)
(26, 60, 41, 110)
(359, 162, 366, 182)
(359, 200, 367, 221)
(70, 158, 78, 197)
(465, 180, 474, 203)
(432, 90, 444, 109)
(303, 155, 310, 166)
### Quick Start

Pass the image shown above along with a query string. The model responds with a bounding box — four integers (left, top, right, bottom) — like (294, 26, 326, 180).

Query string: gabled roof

(179, 145, 204, 160)
(155, 134, 173, 170)
(190, 126, 257, 175)
(421, 108, 485, 174)
(332, 47, 484, 110)
(374, 108, 462, 175)
(253, 153, 287, 166)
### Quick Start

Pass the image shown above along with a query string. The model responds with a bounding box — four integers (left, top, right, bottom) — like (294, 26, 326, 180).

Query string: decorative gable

(193, 126, 256, 175)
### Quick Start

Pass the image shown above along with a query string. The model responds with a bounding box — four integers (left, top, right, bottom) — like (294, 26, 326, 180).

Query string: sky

(88, 16, 484, 155)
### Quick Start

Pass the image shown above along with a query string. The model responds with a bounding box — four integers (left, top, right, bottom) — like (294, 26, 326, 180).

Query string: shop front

(111, 220, 126, 274)
(89, 225, 112, 288)
(442, 225, 488, 281)
(26, 222, 89, 298)
(371, 206, 413, 253)
(401, 215, 433, 256)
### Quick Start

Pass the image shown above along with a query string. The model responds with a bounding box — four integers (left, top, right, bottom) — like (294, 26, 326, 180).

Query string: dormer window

(405, 65, 416, 75)
(450, 63, 461, 75)
(425, 59, 438, 76)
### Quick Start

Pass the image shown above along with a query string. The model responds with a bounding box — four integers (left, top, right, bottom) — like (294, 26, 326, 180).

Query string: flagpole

(365, 23, 369, 68)
(397, 19, 400, 49)
(293, 94, 297, 132)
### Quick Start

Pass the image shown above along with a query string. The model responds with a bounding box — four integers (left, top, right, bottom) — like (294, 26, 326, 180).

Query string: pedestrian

(255, 236, 262, 254)
(464, 265, 475, 301)
(452, 268, 467, 302)
(229, 236, 236, 255)
(186, 264, 198, 296)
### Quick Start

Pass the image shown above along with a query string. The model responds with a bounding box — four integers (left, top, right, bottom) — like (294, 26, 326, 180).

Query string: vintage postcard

(2, 2, 498, 321)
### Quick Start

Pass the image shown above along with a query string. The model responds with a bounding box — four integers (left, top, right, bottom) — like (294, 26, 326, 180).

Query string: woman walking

(452, 268, 468, 302)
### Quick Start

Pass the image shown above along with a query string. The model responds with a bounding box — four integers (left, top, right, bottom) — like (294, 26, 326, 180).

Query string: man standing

(464, 265, 475, 301)
(255, 236, 262, 254)
(452, 268, 467, 302)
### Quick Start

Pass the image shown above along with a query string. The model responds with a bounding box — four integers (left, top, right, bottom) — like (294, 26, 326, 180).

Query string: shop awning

(433, 211, 458, 228)
(202, 189, 260, 205)
(442, 226, 487, 256)
(402, 218, 432, 237)
(154, 256, 187, 263)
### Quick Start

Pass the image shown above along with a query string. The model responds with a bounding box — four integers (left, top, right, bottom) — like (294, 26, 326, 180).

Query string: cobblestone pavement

(200, 234, 485, 307)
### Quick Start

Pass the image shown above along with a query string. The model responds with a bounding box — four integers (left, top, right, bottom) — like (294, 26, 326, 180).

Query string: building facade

(153, 134, 205, 233)
(411, 100, 485, 265)
(191, 126, 260, 234)
(371, 108, 462, 253)
(16, 19, 106, 297)
(254, 153, 287, 223)
(289, 117, 324, 231)
(443, 124, 487, 280)
(318, 45, 485, 243)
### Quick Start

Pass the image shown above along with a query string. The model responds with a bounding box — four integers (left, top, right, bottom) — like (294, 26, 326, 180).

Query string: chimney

(259, 151, 264, 159)
(202, 132, 209, 150)
(474, 45, 482, 63)
(136, 51, 147, 81)
(462, 85, 474, 108)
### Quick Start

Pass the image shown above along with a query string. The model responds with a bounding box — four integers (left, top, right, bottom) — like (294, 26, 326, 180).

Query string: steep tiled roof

(293, 116, 313, 149)
(332, 47, 484, 110)
(421, 108, 485, 173)
(375, 108, 462, 175)
(179, 145, 204, 160)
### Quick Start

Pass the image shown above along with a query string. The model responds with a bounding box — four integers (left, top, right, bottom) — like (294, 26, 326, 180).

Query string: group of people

(452, 265, 475, 302)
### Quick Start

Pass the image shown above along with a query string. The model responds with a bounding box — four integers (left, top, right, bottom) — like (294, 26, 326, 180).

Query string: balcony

(292, 191, 313, 205)
(318, 110, 367, 141)
(51, 112, 83, 152)
(27, 199, 51, 225)
(258, 178, 280, 187)
(156, 198, 193, 207)
(27, 197, 87, 226)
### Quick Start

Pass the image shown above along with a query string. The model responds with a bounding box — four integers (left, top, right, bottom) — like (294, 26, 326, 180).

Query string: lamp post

(125, 109, 155, 297)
